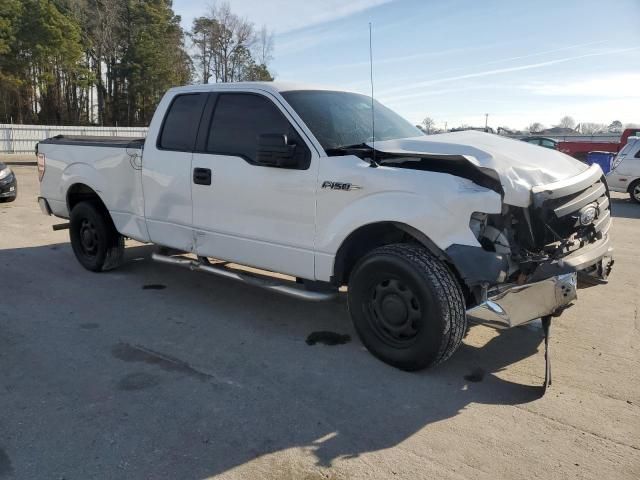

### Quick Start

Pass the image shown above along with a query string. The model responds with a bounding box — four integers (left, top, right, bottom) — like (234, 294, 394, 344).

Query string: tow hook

(542, 315, 552, 392)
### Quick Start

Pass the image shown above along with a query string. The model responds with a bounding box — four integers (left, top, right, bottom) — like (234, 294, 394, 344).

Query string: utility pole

(484, 113, 489, 131)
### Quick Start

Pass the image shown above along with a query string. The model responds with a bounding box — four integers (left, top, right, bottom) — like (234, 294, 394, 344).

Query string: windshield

(281, 90, 423, 152)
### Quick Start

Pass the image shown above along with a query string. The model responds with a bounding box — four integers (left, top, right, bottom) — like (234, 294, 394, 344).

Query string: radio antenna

(369, 22, 378, 167)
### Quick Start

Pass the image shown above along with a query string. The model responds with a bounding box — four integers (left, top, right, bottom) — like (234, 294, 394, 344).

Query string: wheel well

(627, 178, 640, 193)
(66, 183, 107, 214)
(332, 222, 451, 287)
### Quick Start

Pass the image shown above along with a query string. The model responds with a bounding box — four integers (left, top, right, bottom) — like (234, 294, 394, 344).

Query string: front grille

(531, 166, 611, 251)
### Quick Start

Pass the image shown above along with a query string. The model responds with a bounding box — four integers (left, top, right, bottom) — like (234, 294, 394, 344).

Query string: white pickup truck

(37, 82, 614, 374)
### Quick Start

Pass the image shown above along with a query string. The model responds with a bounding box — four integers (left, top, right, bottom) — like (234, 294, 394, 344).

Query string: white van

(607, 137, 640, 203)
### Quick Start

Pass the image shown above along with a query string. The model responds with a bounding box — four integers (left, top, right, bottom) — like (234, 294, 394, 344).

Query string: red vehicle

(558, 128, 640, 161)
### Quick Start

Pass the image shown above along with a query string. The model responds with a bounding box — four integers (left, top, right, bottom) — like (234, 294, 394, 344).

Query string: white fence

(0, 124, 148, 154)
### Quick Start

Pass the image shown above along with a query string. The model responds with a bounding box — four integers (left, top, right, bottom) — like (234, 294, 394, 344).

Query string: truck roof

(167, 81, 357, 95)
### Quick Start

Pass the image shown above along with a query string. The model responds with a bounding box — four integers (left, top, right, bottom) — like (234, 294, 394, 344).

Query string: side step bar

(151, 252, 337, 302)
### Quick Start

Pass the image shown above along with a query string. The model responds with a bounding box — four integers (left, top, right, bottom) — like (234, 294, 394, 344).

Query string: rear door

(190, 90, 319, 279)
(142, 92, 207, 251)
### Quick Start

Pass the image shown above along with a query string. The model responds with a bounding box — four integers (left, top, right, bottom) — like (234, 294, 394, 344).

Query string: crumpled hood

(369, 130, 589, 207)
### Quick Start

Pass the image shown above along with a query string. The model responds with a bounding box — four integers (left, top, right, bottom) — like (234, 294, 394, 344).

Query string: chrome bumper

(466, 273, 577, 329)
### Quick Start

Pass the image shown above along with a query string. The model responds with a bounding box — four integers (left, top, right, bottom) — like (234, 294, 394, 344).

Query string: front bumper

(0, 175, 16, 198)
(466, 233, 613, 329)
(466, 273, 577, 329)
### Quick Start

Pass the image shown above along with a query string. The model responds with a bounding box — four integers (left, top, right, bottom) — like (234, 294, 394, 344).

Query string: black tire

(347, 243, 466, 371)
(69, 201, 124, 272)
(629, 180, 640, 204)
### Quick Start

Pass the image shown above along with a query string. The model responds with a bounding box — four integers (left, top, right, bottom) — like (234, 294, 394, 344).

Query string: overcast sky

(173, 0, 640, 130)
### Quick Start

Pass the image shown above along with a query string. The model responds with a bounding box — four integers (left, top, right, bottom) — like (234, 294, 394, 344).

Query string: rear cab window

(158, 93, 207, 151)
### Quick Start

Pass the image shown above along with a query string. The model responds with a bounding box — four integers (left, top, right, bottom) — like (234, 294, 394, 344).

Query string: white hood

(369, 131, 588, 207)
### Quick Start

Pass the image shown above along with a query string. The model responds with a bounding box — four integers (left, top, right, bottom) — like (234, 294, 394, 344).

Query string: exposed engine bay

(466, 173, 613, 303)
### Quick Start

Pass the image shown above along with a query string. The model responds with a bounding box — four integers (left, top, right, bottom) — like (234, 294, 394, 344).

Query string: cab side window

(206, 93, 310, 168)
(158, 93, 207, 151)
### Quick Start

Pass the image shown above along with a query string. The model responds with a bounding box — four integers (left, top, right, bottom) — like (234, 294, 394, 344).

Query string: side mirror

(256, 134, 298, 168)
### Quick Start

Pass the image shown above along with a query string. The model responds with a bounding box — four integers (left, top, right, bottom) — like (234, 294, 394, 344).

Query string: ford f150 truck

(37, 82, 614, 378)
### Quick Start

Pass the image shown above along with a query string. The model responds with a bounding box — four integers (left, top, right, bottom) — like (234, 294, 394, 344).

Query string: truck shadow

(1, 242, 547, 478)
(610, 196, 640, 219)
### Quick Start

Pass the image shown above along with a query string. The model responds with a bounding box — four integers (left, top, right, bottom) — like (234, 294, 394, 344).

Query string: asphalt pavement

(1, 161, 639, 479)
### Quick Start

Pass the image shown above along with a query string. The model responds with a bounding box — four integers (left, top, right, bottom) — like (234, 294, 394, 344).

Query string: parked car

(36, 82, 614, 373)
(520, 136, 558, 150)
(0, 162, 17, 202)
(607, 137, 640, 203)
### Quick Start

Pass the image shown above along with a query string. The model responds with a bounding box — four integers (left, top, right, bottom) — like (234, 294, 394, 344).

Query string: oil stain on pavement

(464, 367, 486, 383)
(306, 331, 351, 346)
(142, 284, 167, 290)
(111, 343, 210, 381)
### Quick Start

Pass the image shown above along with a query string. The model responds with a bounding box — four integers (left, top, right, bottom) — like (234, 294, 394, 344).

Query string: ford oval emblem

(579, 205, 598, 226)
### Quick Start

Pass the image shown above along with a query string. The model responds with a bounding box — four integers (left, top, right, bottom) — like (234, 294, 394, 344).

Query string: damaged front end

(345, 139, 613, 330)
(450, 164, 614, 329)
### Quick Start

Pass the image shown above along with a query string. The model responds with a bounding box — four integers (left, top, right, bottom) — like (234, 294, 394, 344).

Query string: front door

(191, 91, 319, 279)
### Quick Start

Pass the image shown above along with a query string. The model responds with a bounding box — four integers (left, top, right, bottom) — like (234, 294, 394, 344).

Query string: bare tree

(189, 17, 217, 84)
(255, 25, 274, 66)
(558, 116, 576, 130)
(421, 116, 435, 134)
(580, 123, 606, 135)
(190, 2, 274, 83)
(528, 122, 544, 133)
(85, 0, 124, 124)
(211, 2, 255, 82)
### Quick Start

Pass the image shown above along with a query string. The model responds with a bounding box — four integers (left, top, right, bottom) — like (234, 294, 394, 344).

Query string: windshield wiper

(325, 143, 378, 167)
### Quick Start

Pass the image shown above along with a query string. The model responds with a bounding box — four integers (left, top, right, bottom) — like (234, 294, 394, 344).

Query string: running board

(151, 252, 337, 302)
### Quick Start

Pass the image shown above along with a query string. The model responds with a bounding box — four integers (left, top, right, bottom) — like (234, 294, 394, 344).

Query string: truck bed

(37, 134, 148, 241)
(38, 135, 145, 149)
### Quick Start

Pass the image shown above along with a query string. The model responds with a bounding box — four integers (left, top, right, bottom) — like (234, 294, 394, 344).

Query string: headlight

(0, 166, 13, 181)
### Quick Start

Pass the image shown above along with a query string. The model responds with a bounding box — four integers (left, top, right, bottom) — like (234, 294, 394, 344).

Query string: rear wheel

(69, 201, 124, 272)
(629, 180, 640, 204)
(347, 243, 467, 371)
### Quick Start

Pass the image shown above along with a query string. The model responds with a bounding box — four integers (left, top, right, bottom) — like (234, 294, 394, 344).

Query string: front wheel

(347, 244, 467, 371)
(629, 180, 640, 204)
(69, 201, 124, 272)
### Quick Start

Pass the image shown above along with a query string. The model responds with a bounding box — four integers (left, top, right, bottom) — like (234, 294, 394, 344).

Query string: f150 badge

(321, 181, 362, 191)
